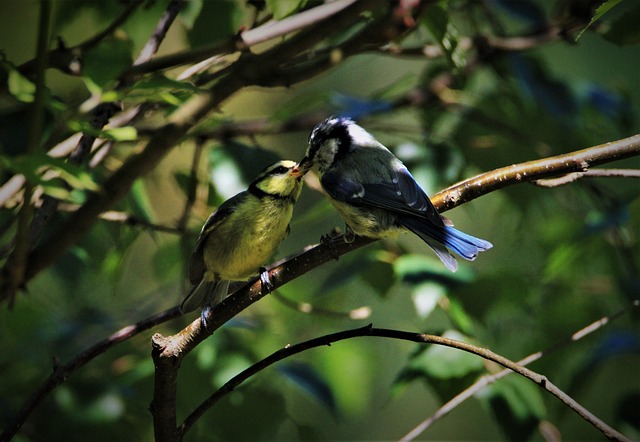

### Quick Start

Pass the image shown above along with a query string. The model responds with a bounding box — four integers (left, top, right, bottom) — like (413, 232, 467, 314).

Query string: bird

(181, 160, 304, 326)
(297, 116, 492, 272)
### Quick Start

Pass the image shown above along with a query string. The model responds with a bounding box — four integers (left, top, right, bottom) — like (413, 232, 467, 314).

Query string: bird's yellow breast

(202, 196, 293, 281)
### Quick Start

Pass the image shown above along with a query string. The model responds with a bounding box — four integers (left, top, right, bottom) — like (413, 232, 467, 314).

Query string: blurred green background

(1, 0, 639, 441)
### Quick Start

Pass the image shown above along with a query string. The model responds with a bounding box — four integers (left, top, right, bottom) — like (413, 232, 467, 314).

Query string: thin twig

(0, 307, 181, 442)
(17, 0, 143, 78)
(400, 300, 640, 441)
(180, 325, 631, 441)
(271, 291, 372, 319)
(533, 168, 640, 187)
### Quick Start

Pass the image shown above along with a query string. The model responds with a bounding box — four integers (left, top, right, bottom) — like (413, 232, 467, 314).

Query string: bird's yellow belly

(202, 203, 292, 281)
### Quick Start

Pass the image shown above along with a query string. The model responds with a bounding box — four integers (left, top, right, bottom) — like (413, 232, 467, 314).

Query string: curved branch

(3, 133, 638, 441)
(180, 325, 631, 441)
(401, 301, 640, 441)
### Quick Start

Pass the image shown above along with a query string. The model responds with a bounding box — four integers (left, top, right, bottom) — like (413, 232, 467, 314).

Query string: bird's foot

(200, 303, 212, 330)
(344, 225, 356, 244)
(259, 267, 273, 294)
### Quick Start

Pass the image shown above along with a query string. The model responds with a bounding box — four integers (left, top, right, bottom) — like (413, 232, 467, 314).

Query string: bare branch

(180, 324, 632, 441)
(533, 168, 640, 187)
(400, 300, 640, 441)
(17, 0, 143, 78)
(0, 307, 181, 441)
(134, 0, 188, 66)
(431, 134, 640, 211)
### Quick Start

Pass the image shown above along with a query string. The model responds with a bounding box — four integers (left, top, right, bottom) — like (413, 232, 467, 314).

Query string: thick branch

(6, 0, 390, 297)
(431, 134, 640, 211)
(3, 134, 638, 441)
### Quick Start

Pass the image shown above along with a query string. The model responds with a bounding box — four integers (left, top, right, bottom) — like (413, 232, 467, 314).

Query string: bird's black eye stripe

(270, 165, 290, 175)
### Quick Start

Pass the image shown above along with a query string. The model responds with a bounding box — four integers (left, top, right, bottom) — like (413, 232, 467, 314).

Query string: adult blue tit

(181, 160, 304, 324)
(297, 117, 492, 272)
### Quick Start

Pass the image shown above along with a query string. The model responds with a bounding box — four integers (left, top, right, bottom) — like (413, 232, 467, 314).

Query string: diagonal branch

(0, 307, 181, 441)
(3, 133, 638, 442)
(17, 0, 143, 78)
(400, 300, 640, 441)
(430, 134, 640, 211)
(6, 0, 395, 299)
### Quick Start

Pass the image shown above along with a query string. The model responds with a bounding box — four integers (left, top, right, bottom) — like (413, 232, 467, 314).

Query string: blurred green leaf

(102, 126, 138, 141)
(188, 0, 243, 47)
(127, 179, 156, 227)
(478, 375, 546, 440)
(409, 330, 484, 380)
(83, 38, 133, 88)
(602, 4, 640, 44)
(575, 0, 624, 41)
(394, 254, 472, 287)
(278, 361, 337, 415)
(266, 0, 307, 20)
(7, 68, 35, 102)
(411, 282, 445, 319)
(0, 153, 99, 193)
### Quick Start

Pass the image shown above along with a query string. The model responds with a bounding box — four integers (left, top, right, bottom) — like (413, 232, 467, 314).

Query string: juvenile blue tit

(297, 117, 492, 272)
(181, 160, 304, 323)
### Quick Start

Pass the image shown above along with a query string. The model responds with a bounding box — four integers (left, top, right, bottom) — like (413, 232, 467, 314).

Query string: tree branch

(533, 168, 640, 187)
(0, 307, 181, 441)
(17, 0, 143, 78)
(3, 134, 638, 441)
(2, 0, 51, 307)
(400, 300, 640, 441)
(430, 134, 640, 211)
(5, 0, 393, 301)
(180, 324, 631, 441)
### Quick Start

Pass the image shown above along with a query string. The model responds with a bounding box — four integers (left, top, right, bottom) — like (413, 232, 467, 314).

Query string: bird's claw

(200, 303, 212, 330)
(259, 267, 273, 293)
(321, 229, 341, 261)
(344, 225, 356, 244)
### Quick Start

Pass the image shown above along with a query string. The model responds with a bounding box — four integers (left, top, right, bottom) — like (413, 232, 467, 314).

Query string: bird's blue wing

(321, 166, 444, 227)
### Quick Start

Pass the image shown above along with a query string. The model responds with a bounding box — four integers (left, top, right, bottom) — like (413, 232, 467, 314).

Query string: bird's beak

(297, 156, 313, 174)
(290, 166, 303, 178)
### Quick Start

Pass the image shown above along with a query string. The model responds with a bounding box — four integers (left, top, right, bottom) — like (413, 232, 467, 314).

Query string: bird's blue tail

(398, 216, 493, 272)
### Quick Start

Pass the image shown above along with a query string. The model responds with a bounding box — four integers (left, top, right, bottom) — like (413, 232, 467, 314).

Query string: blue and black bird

(297, 117, 492, 271)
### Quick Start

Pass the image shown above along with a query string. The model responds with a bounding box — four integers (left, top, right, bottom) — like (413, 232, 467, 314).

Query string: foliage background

(0, 0, 638, 441)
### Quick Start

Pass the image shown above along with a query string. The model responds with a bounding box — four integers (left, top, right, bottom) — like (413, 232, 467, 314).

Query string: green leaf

(188, 0, 243, 48)
(266, 0, 307, 20)
(411, 282, 445, 319)
(602, 4, 640, 45)
(409, 330, 484, 380)
(478, 375, 546, 440)
(101, 126, 138, 141)
(0, 153, 100, 193)
(128, 180, 155, 225)
(393, 254, 472, 286)
(575, 0, 624, 41)
(7, 68, 36, 102)
(83, 38, 133, 88)
(278, 361, 337, 415)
